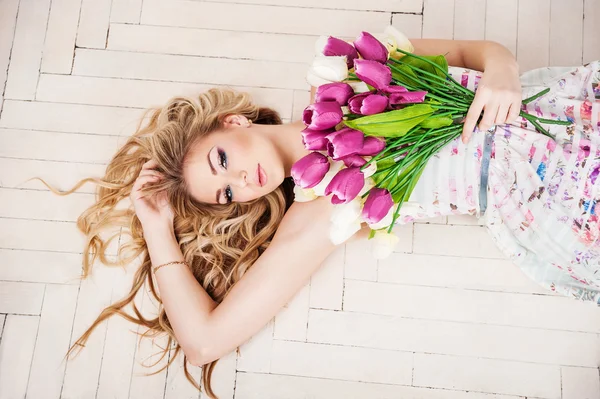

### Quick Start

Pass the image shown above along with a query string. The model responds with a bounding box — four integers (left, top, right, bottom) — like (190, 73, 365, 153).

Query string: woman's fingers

(495, 102, 510, 125)
(506, 101, 521, 124)
(142, 159, 158, 170)
(462, 94, 486, 143)
(478, 101, 499, 132)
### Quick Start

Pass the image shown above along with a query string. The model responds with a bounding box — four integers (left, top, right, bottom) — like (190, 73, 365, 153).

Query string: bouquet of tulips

(291, 26, 570, 258)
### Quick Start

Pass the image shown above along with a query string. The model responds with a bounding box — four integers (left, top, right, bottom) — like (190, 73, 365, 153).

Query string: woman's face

(183, 117, 285, 205)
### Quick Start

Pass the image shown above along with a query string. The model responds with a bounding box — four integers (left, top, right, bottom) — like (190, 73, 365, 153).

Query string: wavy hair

(42, 88, 293, 398)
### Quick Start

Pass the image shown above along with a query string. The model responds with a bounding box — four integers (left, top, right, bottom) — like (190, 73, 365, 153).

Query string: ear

(222, 114, 249, 128)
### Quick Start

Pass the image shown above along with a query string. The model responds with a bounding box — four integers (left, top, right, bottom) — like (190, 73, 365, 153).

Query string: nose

(231, 170, 248, 189)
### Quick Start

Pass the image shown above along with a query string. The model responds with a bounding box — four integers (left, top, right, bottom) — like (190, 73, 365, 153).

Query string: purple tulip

(315, 83, 355, 106)
(303, 101, 343, 130)
(340, 154, 367, 168)
(326, 127, 365, 160)
(325, 167, 365, 204)
(362, 188, 394, 224)
(389, 90, 428, 105)
(301, 127, 334, 151)
(383, 85, 409, 93)
(348, 93, 389, 115)
(291, 152, 330, 189)
(357, 137, 386, 156)
(353, 31, 388, 64)
(322, 36, 359, 69)
(354, 59, 392, 90)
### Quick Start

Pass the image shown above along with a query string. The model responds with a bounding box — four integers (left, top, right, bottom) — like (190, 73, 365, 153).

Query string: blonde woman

(59, 38, 600, 397)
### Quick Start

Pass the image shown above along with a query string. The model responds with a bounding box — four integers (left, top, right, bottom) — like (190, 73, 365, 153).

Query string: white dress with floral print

(399, 61, 600, 305)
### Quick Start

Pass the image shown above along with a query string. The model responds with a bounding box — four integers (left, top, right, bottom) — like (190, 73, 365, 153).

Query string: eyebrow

(207, 147, 220, 204)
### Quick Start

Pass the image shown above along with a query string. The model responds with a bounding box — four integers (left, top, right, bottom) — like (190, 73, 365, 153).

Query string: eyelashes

(217, 148, 233, 204)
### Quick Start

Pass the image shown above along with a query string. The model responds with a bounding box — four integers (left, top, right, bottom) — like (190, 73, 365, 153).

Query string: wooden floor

(1, 0, 600, 398)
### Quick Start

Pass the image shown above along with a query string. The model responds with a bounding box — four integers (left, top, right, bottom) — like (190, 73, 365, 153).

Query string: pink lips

(255, 163, 267, 187)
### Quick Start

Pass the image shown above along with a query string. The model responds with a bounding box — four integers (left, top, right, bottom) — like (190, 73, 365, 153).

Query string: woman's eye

(218, 149, 227, 169)
(225, 185, 233, 204)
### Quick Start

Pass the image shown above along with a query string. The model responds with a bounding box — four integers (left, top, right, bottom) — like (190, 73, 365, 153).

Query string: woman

(61, 37, 600, 397)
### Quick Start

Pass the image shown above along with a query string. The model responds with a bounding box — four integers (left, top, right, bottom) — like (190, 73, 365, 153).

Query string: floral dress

(398, 61, 600, 305)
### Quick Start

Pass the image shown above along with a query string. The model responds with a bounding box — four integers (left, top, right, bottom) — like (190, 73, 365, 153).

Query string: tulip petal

(301, 127, 334, 151)
(315, 83, 355, 106)
(360, 94, 389, 115)
(372, 231, 400, 259)
(326, 127, 365, 159)
(291, 152, 330, 189)
(303, 101, 343, 130)
(340, 154, 367, 168)
(321, 36, 359, 69)
(325, 167, 365, 204)
(354, 31, 388, 63)
(354, 59, 392, 90)
(357, 137, 386, 156)
(362, 188, 394, 224)
(389, 90, 428, 105)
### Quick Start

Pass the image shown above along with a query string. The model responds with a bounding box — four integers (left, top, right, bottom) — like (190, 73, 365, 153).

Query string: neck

(263, 120, 310, 178)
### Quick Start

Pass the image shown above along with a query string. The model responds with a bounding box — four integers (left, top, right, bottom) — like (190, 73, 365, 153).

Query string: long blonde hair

(47, 88, 292, 397)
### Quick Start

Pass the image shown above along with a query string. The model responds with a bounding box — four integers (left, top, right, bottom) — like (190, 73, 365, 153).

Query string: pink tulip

(303, 101, 343, 130)
(354, 59, 392, 90)
(362, 188, 394, 224)
(357, 137, 386, 156)
(315, 83, 355, 106)
(325, 167, 365, 204)
(326, 127, 365, 160)
(291, 152, 330, 189)
(383, 85, 409, 93)
(353, 31, 388, 64)
(301, 127, 334, 151)
(322, 36, 359, 69)
(388, 90, 428, 105)
(348, 93, 389, 115)
(340, 154, 367, 168)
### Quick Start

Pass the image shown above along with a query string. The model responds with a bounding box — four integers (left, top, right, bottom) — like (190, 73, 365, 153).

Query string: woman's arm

(146, 196, 339, 366)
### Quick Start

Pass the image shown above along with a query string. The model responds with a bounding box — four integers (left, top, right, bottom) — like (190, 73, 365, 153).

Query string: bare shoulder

(410, 38, 484, 68)
(274, 197, 335, 242)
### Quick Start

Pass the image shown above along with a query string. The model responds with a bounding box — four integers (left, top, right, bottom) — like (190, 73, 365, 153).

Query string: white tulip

(372, 230, 400, 259)
(361, 161, 377, 178)
(306, 55, 348, 87)
(347, 80, 371, 93)
(330, 219, 363, 245)
(367, 204, 397, 230)
(330, 197, 362, 226)
(384, 25, 415, 54)
(293, 186, 318, 202)
(313, 160, 344, 196)
(314, 35, 329, 55)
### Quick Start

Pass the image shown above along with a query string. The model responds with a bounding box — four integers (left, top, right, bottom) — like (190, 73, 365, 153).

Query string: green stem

(522, 88, 550, 105)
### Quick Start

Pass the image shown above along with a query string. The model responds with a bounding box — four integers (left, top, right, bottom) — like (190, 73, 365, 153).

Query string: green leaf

(368, 229, 376, 239)
(344, 104, 434, 137)
(419, 115, 454, 129)
(401, 54, 449, 78)
(390, 64, 420, 88)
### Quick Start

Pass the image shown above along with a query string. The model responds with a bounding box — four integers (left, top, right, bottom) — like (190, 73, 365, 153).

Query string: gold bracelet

(153, 260, 189, 274)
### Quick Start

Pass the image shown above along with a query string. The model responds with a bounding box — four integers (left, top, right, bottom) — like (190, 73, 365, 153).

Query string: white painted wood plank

(3, 0, 51, 101)
(236, 319, 274, 373)
(344, 237, 377, 281)
(485, 0, 518, 56)
(0, 128, 120, 163)
(422, 0, 455, 39)
(235, 371, 521, 399)
(309, 245, 344, 310)
(110, 0, 143, 23)
(0, 0, 19, 112)
(0, 100, 145, 136)
(0, 315, 4, 338)
(0, 189, 94, 223)
(96, 264, 138, 399)
(36, 74, 295, 120)
(0, 248, 82, 285)
(343, 280, 600, 333)
(562, 365, 600, 399)
(453, 0, 486, 40)
(414, 352, 561, 398)
(0, 158, 106, 194)
(391, 13, 424, 39)
(26, 284, 79, 399)
(164, 352, 202, 399)
(270, 340, 413, 385)
(447, 214, 484, 225)
(61, 266, 119, 399)
(141, 0, 391, 37)
(307, 309, 600, 367)
(199, 350, 236, 399)
(273, 282, 310, 341)
(72, 49, 308, 90)
(0, 281, 45, 315)
(76, 0, 111, 49)
(181, 0, 422, 13)
(549, 0, 584, 66)
(128, 287, 169, 399)
(108, 24, 316, 63)
(0, 315, 39, 399)
(391, 223, 414, 253)
(413, 224, 505, 258)
(517, 0, 551, 71)
(377, 253, 550, 294)
(292, 90, 310, 123)
(40, 0, 81, 74)
(583, 0, 600, 64)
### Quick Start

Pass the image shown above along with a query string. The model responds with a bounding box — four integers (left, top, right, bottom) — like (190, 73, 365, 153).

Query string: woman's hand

(462, 62, 522, 143)
(131, 159, 174, 231)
